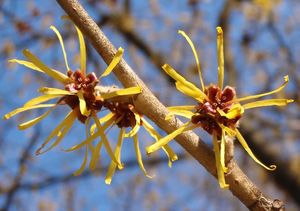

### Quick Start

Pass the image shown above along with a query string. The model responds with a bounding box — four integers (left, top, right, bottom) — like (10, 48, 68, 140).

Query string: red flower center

(191, 85, 241, 137)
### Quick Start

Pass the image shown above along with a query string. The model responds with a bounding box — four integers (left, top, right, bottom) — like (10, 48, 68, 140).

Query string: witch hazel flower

(146, 27, 293, 189)
(64, 97, 178, 184)
(3, 19, 141, 174)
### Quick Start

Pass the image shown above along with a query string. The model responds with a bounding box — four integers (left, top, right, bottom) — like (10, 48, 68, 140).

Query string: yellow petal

(168, 105, 195, 111)
(90, 112, 115, 135)
(18, 108, 54, 130)
(74, 24, 86, 75)
(133, 134, 152, 178)
(36, 110, 77, 155)
(242, 99, 294, 110)
(89, 140, 103, 171)
(235, 129, 276, 171)
(66, 116, 115, 152)
(236, 75, 290, 102)
(85, 118, 103, 171)
(162, 64, 206, 102)
(39, 87, 73, 95)
(93, 114, 122, 168)
(8, 59, 43, 72)
(24, 94, 65, 107)
(218, 123, 236, 137)
(216, 27, 224, 89)
(212, 133, 229, 189)
(142, 119, 178, 167)
(175, 81, 206, 102)
(50, 25, 70, 71)
(77, 90, 90, 117)
(73, 146, 88, 176)
(23, 49, 69, 84)
(178, 30, 205, 91)
(105, 128, 125, 184)
(166, 108, 194, 120)
(217, 104, 244, 120)
(220, 130, 228, 173)
(101, 86, 141, 100)
(100, 47, 124, 78)
(146, 122, 195, 154)
(3, 104, 56, 120)
(124, 113, 141, 137)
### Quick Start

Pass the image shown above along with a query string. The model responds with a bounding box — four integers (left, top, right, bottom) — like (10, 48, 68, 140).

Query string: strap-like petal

(235, 129, 276, 171)
(23, 49, 69, 84)
(216, 27, 224, 89)
(242, 99, 294, 110)
(100, 47, 124, 78)
(77, 90, 90, 117)
(18, 108, 54, 130)
(50, 25, 70, 71)
(178, 30, 205, 91)
(101, 86, 141, 100)
(236, 76, 290, 102)
(105, 128, 125, 184)
(133, 134, 152, 178)
(3, 104, 56, 120)
(212, 133, 229, 189)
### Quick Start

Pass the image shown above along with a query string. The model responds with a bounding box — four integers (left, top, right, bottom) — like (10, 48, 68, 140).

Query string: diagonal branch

(56, 0, 284, 210)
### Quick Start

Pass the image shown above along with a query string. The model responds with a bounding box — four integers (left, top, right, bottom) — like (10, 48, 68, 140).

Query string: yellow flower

(146, 27, 293, 189)
(3, 20, 140, 173)
(64, 101, 178, 184)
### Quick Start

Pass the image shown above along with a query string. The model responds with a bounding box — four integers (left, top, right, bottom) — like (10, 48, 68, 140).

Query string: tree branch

(56, 0, 284, 209)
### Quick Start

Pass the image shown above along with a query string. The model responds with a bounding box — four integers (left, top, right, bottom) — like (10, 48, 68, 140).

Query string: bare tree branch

(56, 0, 285, 210)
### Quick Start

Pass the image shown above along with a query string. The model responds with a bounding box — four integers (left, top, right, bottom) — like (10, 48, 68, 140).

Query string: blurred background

(0, 0, 299, 210)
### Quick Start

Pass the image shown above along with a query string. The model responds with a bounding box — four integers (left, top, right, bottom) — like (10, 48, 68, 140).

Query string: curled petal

(90, 112, 115, 135)
(235, 129, 276, 171)
(89, 139, 103, 171)
(216, 27, 224, 89)
(220, 130, 228, 173)
(50, 25, 70, 71)
(100, 47, 124, 78)
(212, 133, 229, 189)
(218, 123, 236, 137)
(178, 30, 205, 90)
(93, 114, 122, 168)
(24, 94, 65, 107)
(74, 24, 86, 75)
(105, 128, 125, 184)
(133, 134, 152, 178)
(142, 119, 178, 167)
(166, 107, 194, 120)
(8, 59, 43, 72)
(124, 112, 141, 138)
(23, 49, 69, 84)
(3, 104, 56, 120)
(146, 121, 196, 154)
(236, 75, 290, 102)
(73, 146, 88, 176)
(101, 86, 141, 100)
(242, 99, 294, 110)
(175, 81, 206, 102)
(66, 116, 115, 152)
(36, 110, 77, 155)
(39, 87, 73, 95)
(162, 64, 206, 102)
(18, 108, 55, 130)
(77, 90, 90, 117)
(217, 104, 244, 119)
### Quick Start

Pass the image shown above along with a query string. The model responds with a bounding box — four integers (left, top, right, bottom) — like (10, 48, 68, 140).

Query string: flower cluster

(4, 20, 177, 182)
(146, 27, 293, 189)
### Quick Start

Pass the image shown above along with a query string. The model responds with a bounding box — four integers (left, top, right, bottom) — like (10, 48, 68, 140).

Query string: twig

(56, 0, 284, 210)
